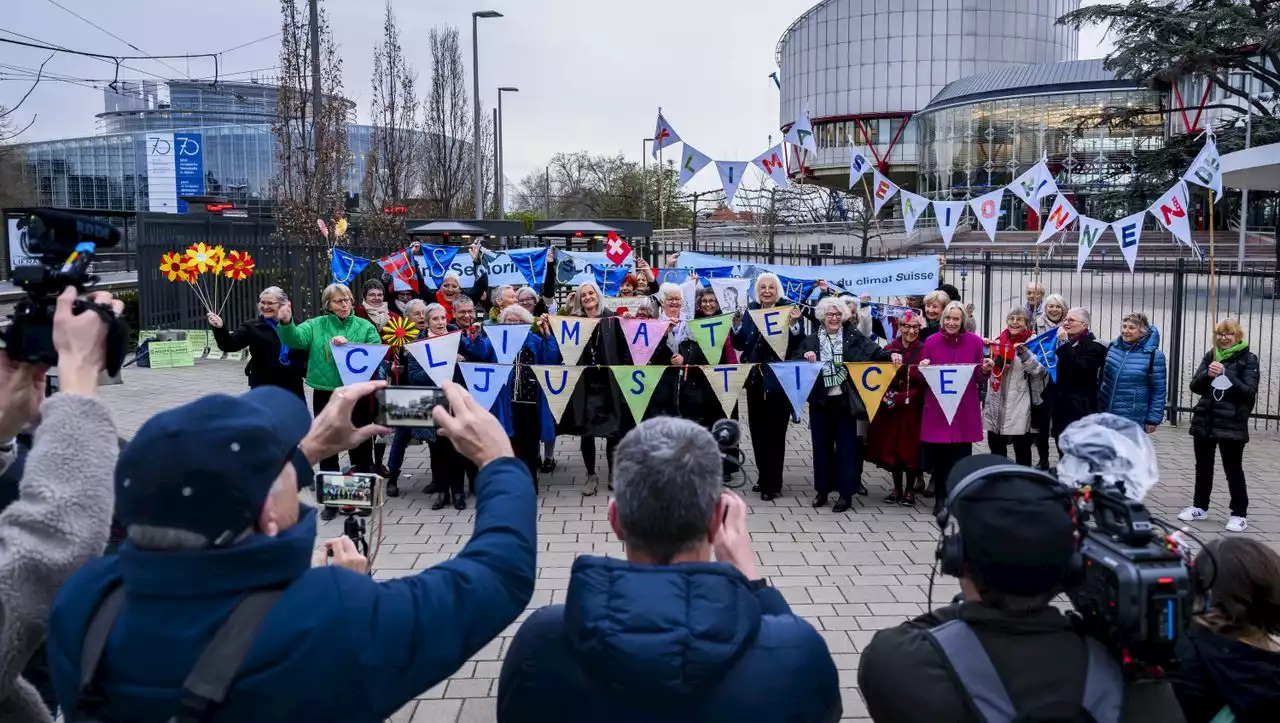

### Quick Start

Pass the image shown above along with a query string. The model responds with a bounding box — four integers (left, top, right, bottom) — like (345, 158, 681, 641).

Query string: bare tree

(0, 109, 36, 215)
(510, 151, 691, 225)
(364, 0, 422, 212)
(421, 25, 472, 217)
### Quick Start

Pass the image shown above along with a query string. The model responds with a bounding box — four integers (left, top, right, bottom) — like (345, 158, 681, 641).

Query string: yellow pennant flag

(547, 315, 601, 367)
(699, 365, 752, 417)
(531, 365, 586, 423)
(845, 362, 894, 422)
(747, 307, 793, 360)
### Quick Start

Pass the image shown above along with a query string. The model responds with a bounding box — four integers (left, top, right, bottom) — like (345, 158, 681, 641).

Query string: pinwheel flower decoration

(381, 317, 420, 348)
(159, 251, 189, 282)
(223, 250, 256, 281)
(183, 242, 218, 274)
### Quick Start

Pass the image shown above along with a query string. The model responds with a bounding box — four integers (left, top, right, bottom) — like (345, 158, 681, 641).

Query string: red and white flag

(604, 231, 632, 267)
(377, 249, 419, 292)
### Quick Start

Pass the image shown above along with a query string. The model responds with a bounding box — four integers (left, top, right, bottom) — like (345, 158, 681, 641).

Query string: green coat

(275, 312, 381, 391)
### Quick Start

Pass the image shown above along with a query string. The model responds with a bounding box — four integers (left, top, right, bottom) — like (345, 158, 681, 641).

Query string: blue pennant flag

(331, 248, 370, 284)
(593, 266, 632, 296)
(653, 266, 736, 285)
(768, 361, 825, 417)
(415, 244, 461, 286)
(1026, 327, 1059, 383)
(775, 274, 818, 304)
(459, 363, 513, 411)
(507, 247, 548, 288)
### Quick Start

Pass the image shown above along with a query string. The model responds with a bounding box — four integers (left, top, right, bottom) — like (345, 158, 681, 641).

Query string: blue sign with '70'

(173, 132, 204, 213)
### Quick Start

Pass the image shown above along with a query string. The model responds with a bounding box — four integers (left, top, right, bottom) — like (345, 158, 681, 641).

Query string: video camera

(3, 209, 127, 374)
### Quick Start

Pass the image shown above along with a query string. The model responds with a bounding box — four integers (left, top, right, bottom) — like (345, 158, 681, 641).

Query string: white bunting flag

(1008, 161, 1056, 206)
(768, 361, 824, 417)
(652, 111, 681, 158)
(331, 343, 389, 386)
(848, 146, 873, 186)
(920, 363, 977, 425)
(752, 144, 790, 188)
(1076, 216, 1108, 273)
(710, 277, 750, 315)
(547, 315, 601, 367)
(716, 161, 749, 207)
(900, 189, 930, 233)
(747, 307, 794, 360)
(1033, 165, 1059, 205)
(483, 324, 532, 365)
(701, 365, 752, 416)
(1037, 195, 1079, 245)
(968, 188, 1005, 242)
(869, 169, 899, 215)
(784, 109, 817, 154)
(933, 201, 967, 249)
(1183, 138, 1223, 198)
(1149, 181, 1199, 257)
(531, 365, 586, 423)
(678, 144, 712, 187)
(459, 363, 513, 411)
(404, 332, 462, 388)
(1111, 212, 1146, 273)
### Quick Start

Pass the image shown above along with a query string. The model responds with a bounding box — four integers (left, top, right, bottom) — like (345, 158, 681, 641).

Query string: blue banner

(672, 252, 940, 298)
(507, 247, 548, 288)
(331, 248, 370, 284)
(173, 132, 204, 214)
(653, 266, 735, 285)
(775, 274, 820, 304)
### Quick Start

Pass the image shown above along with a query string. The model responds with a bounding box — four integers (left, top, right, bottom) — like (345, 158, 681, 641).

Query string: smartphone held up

(375, 386, 451, 427)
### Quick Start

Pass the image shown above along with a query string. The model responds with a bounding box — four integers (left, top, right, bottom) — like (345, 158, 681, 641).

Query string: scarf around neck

(991, 327, 1031, 392)
(363, 300, 390, 330)
(263, 316, 291, 366)
(1215, 339, 1247, 362)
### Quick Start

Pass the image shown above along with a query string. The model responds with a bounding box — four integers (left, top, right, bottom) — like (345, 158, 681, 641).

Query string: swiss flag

(377, 249, 419, 292)
(604, 231, 632, 267)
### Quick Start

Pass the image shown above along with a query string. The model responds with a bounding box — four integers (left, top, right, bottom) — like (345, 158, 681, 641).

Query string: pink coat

(920, 330, 987, 444)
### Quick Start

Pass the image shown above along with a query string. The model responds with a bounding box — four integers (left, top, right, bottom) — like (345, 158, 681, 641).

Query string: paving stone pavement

(100, 360, 1280, 722)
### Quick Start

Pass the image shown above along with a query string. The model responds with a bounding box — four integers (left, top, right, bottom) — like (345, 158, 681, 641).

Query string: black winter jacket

(792, 325, 892, 416)
(1168, 625, 1280, 723)
(1050, 330, 1107, 437)
(1189, 346, 1259, 443)
(211, 316, 308, 395)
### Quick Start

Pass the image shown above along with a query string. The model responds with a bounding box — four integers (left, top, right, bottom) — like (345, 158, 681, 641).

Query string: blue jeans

(387, 427, 413, 480)
(810, 394, 860, 498)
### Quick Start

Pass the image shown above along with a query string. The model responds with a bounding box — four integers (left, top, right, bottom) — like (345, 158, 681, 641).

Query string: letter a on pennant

(748, 308, 792, 360)
(768, 361, 824, 417)
(701, 365, 752, 416)
(609, 366, 667, 424)
(618, 317, 670, 366)
(483, 324, 532, 365)
(531, 365, 586, 423)
(404, 332, 462, 388)
(920, 364, 977, 425)
(689, 313, 735, 364)
(845, 362, 893, 422)
(459, 363, 513, 411)
(332, 343, 389, 386)
(548, 315, 600, 367)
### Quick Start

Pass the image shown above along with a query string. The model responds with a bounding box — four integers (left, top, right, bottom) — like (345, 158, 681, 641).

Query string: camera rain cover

(1056, 413, 1159, 502)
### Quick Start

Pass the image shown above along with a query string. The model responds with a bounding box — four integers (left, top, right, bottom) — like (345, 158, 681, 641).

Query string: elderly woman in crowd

(486, 285, 518, 323)
(1051, 307, 1107, 442)
(421, 302, 469, 512)
(1029, 292, 1068, 468)
(489, 304, 562, 492)
(206, 286, 308, 399)
(867, 311, 927, 506)
(1025, 280, 1046, 319)
(275, 282, 381, 519)
(408, 239, 488, 321)
(982, 307, 1044, 467)
(383, 298, 430, 499)
(555, 280, 629, 496)
(1035, 293, 1067, 333)
(919, 289, 950, 341)
(645, 283, 691, 420)
(796, 297, 899, 513)
(1179, 319, 1260, 533)
(1099, 311, 1167, 433)
(919, 301, 990, 513)
(731, 272, 805, 501)
(354, 277, 401, 474)
(677, 287, 740, 480)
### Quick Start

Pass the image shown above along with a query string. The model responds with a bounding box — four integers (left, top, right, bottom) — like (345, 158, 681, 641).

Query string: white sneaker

(1226, 516, 1248, 533)
(1177, 506, 1208, 522)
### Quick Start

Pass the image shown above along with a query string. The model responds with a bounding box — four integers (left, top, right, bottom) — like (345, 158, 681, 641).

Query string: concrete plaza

(99, 360, 1280, 722)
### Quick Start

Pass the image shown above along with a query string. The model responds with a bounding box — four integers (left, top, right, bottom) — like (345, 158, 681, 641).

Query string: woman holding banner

(731, 272, 805, 502)
(867, 311, 926, 506)
(494, 305, 562, 491)
(422, 303, 469, 512)
(1031, 293, 1068, 469)
(354, 278, 401, 475)
(797, 297, 900, 514)
(981, 307, 1044, 467)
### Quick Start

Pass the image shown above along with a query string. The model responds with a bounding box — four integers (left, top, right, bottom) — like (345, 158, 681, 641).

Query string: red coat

(865, 336, 926, 472)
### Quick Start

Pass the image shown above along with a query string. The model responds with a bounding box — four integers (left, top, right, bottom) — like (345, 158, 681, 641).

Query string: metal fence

(135, 215, 1280, 429)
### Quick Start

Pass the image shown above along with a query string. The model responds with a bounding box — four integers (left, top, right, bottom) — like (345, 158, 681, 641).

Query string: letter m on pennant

(762, 153, 783, 175)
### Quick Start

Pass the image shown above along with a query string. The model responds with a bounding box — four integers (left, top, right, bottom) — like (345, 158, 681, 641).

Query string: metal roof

(923, 60, 1143, 111)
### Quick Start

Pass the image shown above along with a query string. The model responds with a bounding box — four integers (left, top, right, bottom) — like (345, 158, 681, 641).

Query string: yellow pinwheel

(183, 242, 218, 275)
(381, 317, 420, 348)
(159, 251, 189, 282)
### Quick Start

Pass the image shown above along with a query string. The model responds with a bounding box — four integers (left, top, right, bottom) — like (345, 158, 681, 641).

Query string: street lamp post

(472, 10, 502, 220)
(641, 138, 653, 219)
(497, 86, 519, 217)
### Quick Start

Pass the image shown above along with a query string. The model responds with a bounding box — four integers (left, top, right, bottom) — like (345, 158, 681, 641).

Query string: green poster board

(137, 330, 160, 344)
(187, 331, 208, 358)
(225, 349, 246, 361)
(148, 340, 196, 369)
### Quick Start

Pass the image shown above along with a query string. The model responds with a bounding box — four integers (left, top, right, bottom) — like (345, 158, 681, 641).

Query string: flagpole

(1209, 189, 1217, 327)
(657, 107, 665, 232)
(858, 173, 885, 250)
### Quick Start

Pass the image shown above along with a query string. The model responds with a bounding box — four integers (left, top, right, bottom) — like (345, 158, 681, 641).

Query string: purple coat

(920, 330, 986, 444)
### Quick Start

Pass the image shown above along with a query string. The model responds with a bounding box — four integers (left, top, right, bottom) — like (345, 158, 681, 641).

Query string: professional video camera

(3, 209, 127, 374)
(1057, 414, 1196, 679)
(711, 419, 746, 489)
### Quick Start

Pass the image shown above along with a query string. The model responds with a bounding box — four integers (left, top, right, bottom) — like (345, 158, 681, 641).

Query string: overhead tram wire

(42, 0, 191, 79)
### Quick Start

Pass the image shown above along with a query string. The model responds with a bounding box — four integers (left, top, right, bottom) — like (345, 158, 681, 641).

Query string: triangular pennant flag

(900, 189, 930, 233)
(331, 343, 389, 386)
(483, 324, 532, 365)
(617, 318, 671, 366)
(775, 274, 816, 304)
(845, 362, 894, 422)
(377, 249, 419, 292)
(1111, 212, 1145, 273)
(1183, 138, 1223, 198)
(1037, 195, 1079, 244)
(508, 247, 548, 287)
(751, 143, 790, 188)
(547, 315, 601, 367)
(1025, 328, 1059, 383)
(652, 111, 681, 158)
(412, 244, 461, 289)
(969, 188, 1005, 242)
(701, 365, 752, 417)
(1149, 181, 1198, 256)
(403, 331, 462, 388)
(767, 361, 824, 417)
(331, 248, 371, 284)
(531, 365, 586, 423)
(920, 364, 977, 425)
(609, 366, 667, 423)
(933, 201, 967, 249)
(716, 161, 749, 207)
(848, 145, 872, 186)
(678, 144, 712, 187)
(870, 168, 899, 215)
(1033, 166, 1059, 205)
(459, 363, 514, 411)
(748, 307, 794, 360)
(1008, 161, 1053, 207)
(688, 313, 734, 365)
(1076, 216, 1108, 273)
(784, 110, 817, 154)
(709, 277, 749, 315)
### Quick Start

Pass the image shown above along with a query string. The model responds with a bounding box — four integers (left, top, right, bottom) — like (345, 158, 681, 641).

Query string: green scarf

(1215, 339, 1247, 362)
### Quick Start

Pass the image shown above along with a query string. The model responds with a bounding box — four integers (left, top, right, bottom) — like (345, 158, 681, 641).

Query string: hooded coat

(1169, 626, 1280, 723)
(1099, 326, 1168, 427)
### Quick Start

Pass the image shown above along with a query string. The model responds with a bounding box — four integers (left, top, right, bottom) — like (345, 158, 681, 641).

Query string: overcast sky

(0, 0, 1113, 189)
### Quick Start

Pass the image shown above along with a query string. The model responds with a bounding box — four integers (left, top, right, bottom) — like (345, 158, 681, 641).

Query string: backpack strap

(172, 589, 285, 723)
(927, 619, 1016, 722)
(73, 582, 127, 719)
(1081, 637, 1124, 723)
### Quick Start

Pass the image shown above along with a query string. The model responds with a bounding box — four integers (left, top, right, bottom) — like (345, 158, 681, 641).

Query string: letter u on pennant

(531, 365, 585, 424)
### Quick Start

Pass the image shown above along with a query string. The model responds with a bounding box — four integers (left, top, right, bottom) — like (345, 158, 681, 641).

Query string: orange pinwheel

(381, 317, 420, 348)
(224, 250, 256, 281)
(183, 242, 218, 274)
(159, 251, 189, 282)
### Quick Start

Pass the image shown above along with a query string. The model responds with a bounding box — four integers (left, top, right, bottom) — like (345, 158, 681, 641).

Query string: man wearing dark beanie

(858, 455, 1185, 723)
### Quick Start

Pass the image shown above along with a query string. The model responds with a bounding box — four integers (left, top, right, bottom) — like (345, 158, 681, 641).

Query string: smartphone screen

(375, 386, 449, 427)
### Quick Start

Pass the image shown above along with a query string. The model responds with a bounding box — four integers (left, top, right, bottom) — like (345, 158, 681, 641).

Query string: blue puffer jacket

(496, 556, 842, 723)
(1099, 325, 1168, 427)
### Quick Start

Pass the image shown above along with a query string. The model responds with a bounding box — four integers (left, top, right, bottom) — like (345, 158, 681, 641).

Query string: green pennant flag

(609, 366, 667, 424)
(688, 312, 734, 364)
